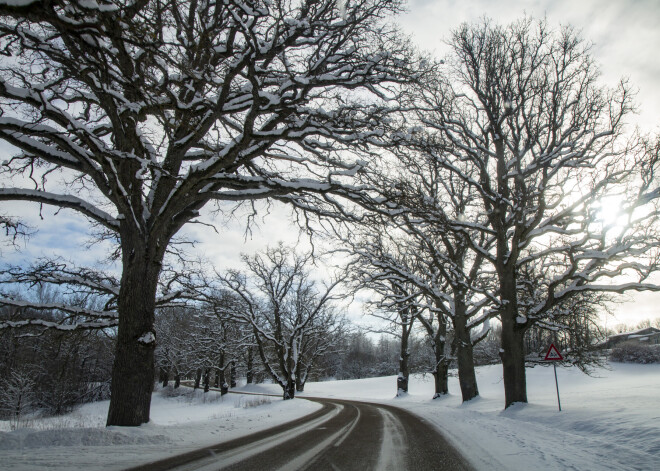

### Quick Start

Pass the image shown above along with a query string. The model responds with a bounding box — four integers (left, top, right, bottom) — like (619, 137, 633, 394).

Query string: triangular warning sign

(544, 343, 563, 361)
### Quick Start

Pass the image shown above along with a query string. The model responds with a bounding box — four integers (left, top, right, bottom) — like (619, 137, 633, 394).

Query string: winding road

(127, 396, 473, 471)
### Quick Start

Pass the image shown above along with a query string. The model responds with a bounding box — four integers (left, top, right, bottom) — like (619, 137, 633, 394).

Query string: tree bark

(432, 320, 449, 398)
(194, 369, 201, 389)
(397, 315, 411, 396)
(499, 274, 528, 408)
(161, 368, 169, 388)
(500, 314, 528, 407)
(284, 381, 296, 400)
(203, 369, 211, 393)
(432, 359, 449, 398)
(284, 354, 296, 400)
(246, 347, 253, 384)
(295, 362, 305, 392)
(106, 236, 160, 426)
(229, 361, 236, 388)
(453, 301, 479, 402)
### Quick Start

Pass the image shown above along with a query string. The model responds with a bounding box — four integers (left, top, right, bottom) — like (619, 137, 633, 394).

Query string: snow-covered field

(1, 362, 658, 470)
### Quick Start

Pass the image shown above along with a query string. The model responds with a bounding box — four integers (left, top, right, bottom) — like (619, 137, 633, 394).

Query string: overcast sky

(397, 0, 660, 327)
(399, 0, 660, 130)
(2, 0, 659, 328)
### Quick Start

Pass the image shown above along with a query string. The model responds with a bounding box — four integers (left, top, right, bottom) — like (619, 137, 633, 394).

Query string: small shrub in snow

(610, 341, 660, 364)
(234, 396, 272, 409)
(0, 370, 37, 430)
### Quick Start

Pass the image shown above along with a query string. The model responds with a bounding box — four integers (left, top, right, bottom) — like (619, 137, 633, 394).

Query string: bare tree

(411, 18, 660, 408)
(220, 244, 342, 399)
(341, 228, 453, 398)
(0, 283, 115, 416)
(0, 0, 416, 425)
(0, 369, 36, 430)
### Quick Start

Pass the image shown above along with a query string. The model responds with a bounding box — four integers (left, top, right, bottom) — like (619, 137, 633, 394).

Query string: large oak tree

(0, 0, 414, 425)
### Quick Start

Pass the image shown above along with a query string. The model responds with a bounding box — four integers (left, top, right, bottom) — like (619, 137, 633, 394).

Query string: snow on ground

(0, 385, 320, 470)
(243, 363, 660, 471)
(0, 362, 658, 470)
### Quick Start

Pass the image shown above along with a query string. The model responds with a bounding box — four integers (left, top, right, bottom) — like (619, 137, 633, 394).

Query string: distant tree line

(0, 285, 113, 428)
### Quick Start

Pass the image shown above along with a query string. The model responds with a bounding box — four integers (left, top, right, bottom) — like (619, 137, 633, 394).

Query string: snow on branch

(0, 188, 119, 231)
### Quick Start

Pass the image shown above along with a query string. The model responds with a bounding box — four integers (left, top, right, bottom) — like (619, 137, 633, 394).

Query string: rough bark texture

(106, 238, 160, 426)
(284, 354, 296, 400)
(432, 359, 449, 398)
(160, 368, 169, 388)
(397, 313, 412, 395)
(230, 362, 237, 388)
(194, 369, 201, 389)
(284, 381, 296, 400)
(453, 302, 479, 402)
(500, 314, 528, 407)
(295, 363, 306, 392)
(246, 347, 253, 385)
(498, 271, 528, 407)
(432, 320, 449, 398)
(203, 369, 210, 393)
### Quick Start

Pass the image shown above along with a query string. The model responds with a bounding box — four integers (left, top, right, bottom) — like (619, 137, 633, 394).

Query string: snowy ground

(0, 386, 320, 470)
(1, 362, 658, 470)
(242, 362, 660, 471)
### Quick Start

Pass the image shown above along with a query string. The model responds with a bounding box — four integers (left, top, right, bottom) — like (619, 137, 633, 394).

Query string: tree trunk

(455, 338, 478, 402)
(246, 347, 253, 384)
(295, 361, 309, 392)
(106, 239, 160, 426)
(203, 368, 210, 393)
(432, 359, 449, 398)
(161, 368, 169, 388)
(453, 304, 479, 402)
(158, 367, 167, 387)
(284, 381, 296, 400)
(295, 363, 304, 392)
(194, 369, 201, 389)
(284, 354, 295, 400)
(397, 312, 412, 396)
(500, 314, 528, 407)
(432, 318, 449, 398)
(215, 351, 225, 389)
(229, 361, 236, 388)
(498, 269, 527, 408)
(174, 373, 180, 389)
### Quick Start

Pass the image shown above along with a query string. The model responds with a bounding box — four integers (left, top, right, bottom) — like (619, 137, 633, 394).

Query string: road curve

(126, 396, 473, 471)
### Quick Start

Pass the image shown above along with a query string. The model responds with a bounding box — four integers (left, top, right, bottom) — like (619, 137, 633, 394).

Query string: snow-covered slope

(1, 362, 658, 470)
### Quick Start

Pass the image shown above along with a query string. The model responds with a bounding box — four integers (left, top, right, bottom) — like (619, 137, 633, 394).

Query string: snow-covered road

(131, 397, 471, 471)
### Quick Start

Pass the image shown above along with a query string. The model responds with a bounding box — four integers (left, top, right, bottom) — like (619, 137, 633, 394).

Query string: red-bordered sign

(544, 343, 563, 361)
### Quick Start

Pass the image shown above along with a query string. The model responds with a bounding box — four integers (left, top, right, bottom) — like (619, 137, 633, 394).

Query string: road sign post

(544, 343, 563, 411)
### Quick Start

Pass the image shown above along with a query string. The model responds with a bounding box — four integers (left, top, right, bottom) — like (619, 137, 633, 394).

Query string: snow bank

(295, 363, 660, 471)
(0, 385, 319, 470)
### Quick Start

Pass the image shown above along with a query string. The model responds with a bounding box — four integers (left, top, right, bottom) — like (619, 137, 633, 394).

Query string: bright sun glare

(596, 195, 627, 229)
